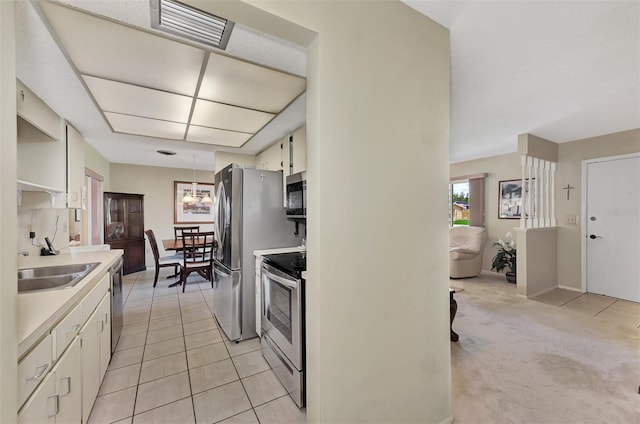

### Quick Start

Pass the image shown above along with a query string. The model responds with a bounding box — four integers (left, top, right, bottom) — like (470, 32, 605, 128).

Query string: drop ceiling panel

(199, 53, 306, 113)
(186, 126, 252, 147)
(40, 1, 205, 96)
(83, 76, 193, 122)
(191, 99, 274, 133)
(105, 112, 186, 140)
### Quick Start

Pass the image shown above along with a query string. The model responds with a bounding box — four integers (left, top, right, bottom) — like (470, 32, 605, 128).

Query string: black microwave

(286, 171, 306, 218)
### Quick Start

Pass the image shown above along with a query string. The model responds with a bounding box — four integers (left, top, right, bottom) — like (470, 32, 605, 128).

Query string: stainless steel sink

(18, 262, 100, 293)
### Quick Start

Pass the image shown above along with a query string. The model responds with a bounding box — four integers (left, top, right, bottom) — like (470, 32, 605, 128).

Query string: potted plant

(491, 232, 517, 284)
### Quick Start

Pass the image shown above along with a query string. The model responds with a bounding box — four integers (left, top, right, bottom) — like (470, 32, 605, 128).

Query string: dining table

(162, 237, 216, 251)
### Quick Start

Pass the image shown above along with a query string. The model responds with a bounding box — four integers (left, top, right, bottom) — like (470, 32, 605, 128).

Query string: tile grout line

(178, 275, 199, 423)
(112, 271, 293, 423)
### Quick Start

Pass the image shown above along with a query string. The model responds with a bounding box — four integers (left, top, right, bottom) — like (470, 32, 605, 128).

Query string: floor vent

(150, 0, 234, 50)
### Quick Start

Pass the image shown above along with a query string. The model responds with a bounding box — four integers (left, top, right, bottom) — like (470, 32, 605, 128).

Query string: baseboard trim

(527, 285, 559, 298)
(480, 270, 503, 277)
(558, 285, 583, 293)
(438, 414, 454, 424)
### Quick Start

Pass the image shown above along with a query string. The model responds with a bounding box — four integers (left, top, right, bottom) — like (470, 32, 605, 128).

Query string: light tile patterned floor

(532, 288, 640, 328)
(87, 270, 306, 424)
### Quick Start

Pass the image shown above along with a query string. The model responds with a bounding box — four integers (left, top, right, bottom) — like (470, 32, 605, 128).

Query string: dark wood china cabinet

(104, 192, 146, 275)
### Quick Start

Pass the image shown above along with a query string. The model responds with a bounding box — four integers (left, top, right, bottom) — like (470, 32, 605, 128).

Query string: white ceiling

(16, 0, 307, 172)
(404, 0, 640, 163)
(16, 1, 640, 170)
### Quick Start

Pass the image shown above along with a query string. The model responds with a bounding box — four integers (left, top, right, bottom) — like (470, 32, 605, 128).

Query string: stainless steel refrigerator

(213, 164, 300, 341)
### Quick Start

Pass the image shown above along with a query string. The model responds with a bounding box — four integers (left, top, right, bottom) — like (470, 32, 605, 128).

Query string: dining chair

(145, 229, 182, 287)
(174, 226, 200, 241)
(179, 231, 216, 293)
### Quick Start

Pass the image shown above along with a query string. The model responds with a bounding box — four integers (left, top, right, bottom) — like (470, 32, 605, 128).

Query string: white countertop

(253, 246, 306, 257)
(18, 249, 123, 359)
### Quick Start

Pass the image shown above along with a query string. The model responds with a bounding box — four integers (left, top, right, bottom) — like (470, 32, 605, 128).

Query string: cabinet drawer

(18, 334, 52, 409)
(51, 304, 81, 362)
(82, 273, 110, 324)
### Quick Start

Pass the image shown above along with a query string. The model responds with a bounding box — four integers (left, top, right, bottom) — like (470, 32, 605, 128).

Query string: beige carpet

(450, 273, 640, 424)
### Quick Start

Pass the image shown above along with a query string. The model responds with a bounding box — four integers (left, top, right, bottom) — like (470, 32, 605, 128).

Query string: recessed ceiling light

(150, 0, 234, 50)
(157, 149, 177, 156)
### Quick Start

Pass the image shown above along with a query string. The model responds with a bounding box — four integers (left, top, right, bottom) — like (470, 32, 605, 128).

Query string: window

(450, 181, 470, 226)
(449, 173, 487, 227)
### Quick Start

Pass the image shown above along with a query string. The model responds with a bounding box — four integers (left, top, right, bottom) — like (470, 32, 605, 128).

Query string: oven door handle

(263, 268, 298, 289)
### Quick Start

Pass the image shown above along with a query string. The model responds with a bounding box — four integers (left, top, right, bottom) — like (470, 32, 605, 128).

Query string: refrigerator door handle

(214, 183, 225, 259)
(214, 262, 231, 278)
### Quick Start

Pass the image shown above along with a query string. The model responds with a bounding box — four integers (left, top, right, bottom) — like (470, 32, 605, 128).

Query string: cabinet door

(18, 334, 52, 409)
(255, 256, 262, 333)
(53, 337, 82, 424)
(51, 303, 81, 362)
(66, 124, 85, 209)
(96, 294, 112, 379)
(124, 239, 146, 274)
(18, 371, 56, 424)
(80, 304, 101, 424)
(16, 79, 60, 141)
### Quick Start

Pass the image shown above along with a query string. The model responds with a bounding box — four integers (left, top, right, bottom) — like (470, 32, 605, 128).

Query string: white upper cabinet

(16, 80, 66, 203)
(66, 124, 85, 209)
(16, 79, 61, 141)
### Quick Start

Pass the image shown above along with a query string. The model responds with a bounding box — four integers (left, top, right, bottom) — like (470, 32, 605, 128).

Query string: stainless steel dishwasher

(109, 256, 124, 353)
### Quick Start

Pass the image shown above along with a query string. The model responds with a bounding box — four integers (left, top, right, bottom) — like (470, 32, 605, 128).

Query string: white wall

(0, 1, 18, 420)
(17, 208, 70, 256)
(214, 151, 255, 174)
(195, 1, 452, 422)
(109, 163, 215, 269)
(85, 141, 110, 188)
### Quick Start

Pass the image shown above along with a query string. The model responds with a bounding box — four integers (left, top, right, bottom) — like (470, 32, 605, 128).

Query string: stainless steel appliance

(109, 256, 123, 353)
(213, 164, 300, 341)
(261, 251, 306, 407)
(285, 171, 306, 218)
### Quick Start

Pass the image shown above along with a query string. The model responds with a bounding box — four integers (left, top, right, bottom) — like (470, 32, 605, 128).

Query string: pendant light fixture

(181, 155, 213, 204)
(201, 188, 213, 204)
(182, 156, 198, 204)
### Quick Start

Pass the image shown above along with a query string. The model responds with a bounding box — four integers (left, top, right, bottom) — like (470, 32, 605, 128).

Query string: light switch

(564, 215, 577, 225)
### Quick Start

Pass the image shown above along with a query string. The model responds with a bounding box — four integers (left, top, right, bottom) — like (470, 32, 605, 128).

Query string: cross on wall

(563, 184, 575, 200)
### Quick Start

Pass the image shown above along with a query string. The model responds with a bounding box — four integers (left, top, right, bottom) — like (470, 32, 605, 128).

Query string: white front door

(585, 154, 640, 302)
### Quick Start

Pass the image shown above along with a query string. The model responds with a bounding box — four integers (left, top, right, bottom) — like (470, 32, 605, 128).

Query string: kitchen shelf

(17, 179, 63, 207)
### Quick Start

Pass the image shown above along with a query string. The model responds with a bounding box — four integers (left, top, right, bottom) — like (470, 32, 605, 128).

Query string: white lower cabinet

(18, 337, 81, 424)
(18, 334, 52, 409)
(18, 271, 112, 424)
(18, 370, 56, 424)
(80, 293, 111, 424)
(52, 337, 82, 424)
(255, 256, 262, 334)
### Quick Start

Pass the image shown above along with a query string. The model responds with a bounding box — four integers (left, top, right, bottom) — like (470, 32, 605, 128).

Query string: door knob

(589, 234, 602, 239)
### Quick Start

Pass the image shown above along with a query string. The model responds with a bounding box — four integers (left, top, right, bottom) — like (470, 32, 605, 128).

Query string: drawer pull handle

(47, 394, 60, 417)
(66, 324, 81, 337)
(60, 376, 72, 397)
(26, 363, 49, 381)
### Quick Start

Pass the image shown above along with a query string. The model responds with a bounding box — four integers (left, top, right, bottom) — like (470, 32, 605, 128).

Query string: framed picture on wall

(174, 181, 215, 224)
(498, 179, 534, 219)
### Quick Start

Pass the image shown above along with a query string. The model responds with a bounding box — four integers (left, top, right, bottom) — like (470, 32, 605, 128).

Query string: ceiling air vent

(150, 0, 234, 50)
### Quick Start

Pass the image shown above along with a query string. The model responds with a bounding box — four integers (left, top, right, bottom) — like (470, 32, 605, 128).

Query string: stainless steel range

(260, 251, 306, 407)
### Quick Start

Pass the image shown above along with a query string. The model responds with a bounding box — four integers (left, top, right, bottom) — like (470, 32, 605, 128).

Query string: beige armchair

(449, 226, 487, 278)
